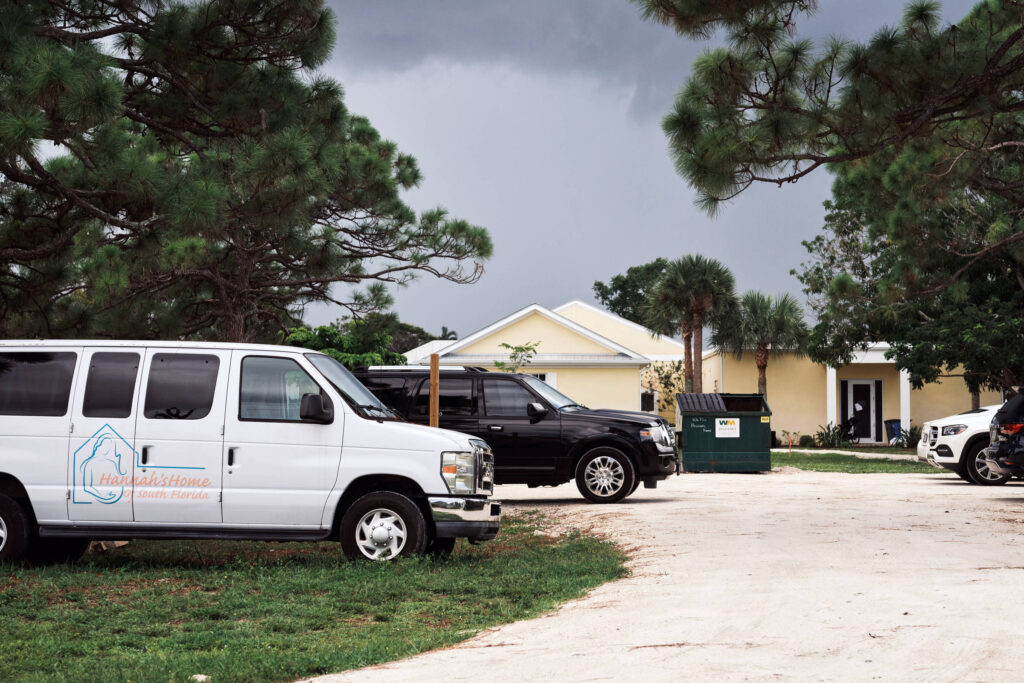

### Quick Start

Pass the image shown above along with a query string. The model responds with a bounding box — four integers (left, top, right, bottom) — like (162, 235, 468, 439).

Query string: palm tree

(711, 291, 810, 398)
(439, 326, 458, 340)
(644, 254, 736, 394)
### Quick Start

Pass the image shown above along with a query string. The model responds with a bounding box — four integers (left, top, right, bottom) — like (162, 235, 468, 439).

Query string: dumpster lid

(676, 393, 771, 415)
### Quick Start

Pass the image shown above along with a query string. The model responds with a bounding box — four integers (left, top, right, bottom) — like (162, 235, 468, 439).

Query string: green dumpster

(676, 393, 772, 473)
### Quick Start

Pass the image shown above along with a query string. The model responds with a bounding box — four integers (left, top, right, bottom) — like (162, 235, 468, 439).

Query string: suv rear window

(0, 352, 77, 416)
(413, 378, 476, 417)
(144, 354, 219, 420)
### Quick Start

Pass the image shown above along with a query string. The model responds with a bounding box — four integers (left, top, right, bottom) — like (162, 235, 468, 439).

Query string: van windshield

(305, 354, 396, 420)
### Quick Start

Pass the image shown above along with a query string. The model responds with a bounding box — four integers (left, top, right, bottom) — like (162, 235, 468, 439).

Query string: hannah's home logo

(72, 424, 134, 505)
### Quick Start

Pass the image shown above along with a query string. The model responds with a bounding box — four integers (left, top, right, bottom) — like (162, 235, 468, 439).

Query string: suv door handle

(488, 425, 503, 432)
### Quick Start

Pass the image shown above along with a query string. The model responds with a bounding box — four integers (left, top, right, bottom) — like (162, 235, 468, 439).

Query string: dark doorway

(851, 383, 872, 440)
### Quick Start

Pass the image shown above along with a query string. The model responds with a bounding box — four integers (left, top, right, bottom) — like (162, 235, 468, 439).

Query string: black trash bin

(884, 419, 901, 444)
(676, 393, 772, 473)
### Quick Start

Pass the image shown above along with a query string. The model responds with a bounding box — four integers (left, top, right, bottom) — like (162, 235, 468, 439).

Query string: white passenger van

(0, 340, 500, 563)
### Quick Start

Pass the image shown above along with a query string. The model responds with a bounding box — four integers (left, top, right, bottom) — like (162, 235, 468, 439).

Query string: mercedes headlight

(941, 424, 967, 436)
(441, 451, 476, 494)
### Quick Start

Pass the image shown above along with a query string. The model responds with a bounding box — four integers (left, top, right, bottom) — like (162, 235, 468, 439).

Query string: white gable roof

(403, 339, 457, 364)
(437, 303, 648, 361)
(554, 300, 688, 354)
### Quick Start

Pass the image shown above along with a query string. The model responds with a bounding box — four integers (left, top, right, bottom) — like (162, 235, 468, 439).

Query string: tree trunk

(971, 388, 980, 411)
(692, 310, 703, 394)
(681, 322, 693, 393)
(755, 343, 769, 397)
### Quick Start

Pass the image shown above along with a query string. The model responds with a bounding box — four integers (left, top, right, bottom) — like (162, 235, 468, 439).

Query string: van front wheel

(340, 492, 428, 561)
(0, 495, 31, 565)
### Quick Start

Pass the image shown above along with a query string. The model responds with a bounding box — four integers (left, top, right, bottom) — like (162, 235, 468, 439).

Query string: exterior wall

(913, 377, 1002, 424)
(705, 351, 1003, 442)
(712, 352, 828, 438)
(457, 311, 610, 356)
(556, 302, 686, 357)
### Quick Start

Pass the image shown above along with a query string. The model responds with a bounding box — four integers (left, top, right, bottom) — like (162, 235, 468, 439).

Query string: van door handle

(488, 425, 503, 432)
(228, 448, 236, 467)
(141, 446, 149, 465)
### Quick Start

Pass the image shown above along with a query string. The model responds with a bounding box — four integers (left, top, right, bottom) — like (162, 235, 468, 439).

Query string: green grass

(0, 511, 626, 682)
(773, 446, 918, 456)
(773, 451, 941, 473)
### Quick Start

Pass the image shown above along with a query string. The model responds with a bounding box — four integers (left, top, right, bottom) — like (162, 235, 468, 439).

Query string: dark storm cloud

(327, 0, 980, 120)
(310, 1, 983, 336)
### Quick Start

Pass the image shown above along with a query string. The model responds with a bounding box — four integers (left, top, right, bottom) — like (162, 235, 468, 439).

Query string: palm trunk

(692, 311, 703, 394)
(755, 343, 769, 397)
(681, 322, 693, 393)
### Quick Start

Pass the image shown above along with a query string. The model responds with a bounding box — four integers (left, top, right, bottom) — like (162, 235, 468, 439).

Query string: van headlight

(441, 451, 476, 494)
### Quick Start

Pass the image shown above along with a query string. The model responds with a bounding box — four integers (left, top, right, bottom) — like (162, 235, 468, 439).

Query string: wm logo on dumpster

(715, 418, 740, 438)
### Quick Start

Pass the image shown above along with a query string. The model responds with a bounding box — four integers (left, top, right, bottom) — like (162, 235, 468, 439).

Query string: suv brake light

(999, 423, 1024, 436)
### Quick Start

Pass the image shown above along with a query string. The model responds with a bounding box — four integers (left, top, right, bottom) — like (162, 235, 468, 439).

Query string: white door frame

(846, 379, 880, 443)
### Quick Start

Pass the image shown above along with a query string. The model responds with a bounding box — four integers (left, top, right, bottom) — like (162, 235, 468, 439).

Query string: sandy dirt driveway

(310, 471, 1024, 682)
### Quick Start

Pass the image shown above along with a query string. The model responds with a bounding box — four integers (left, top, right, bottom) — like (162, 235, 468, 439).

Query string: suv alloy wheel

(575, 447, 636, 504)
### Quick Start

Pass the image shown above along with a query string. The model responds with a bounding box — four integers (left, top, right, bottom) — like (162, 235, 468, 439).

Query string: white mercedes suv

(918, 405, 1007, 485)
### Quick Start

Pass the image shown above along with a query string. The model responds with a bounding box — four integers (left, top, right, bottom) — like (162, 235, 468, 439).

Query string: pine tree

(0, 1, 491, 342)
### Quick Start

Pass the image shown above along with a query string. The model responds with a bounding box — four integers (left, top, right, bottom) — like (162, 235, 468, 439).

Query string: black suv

(353, 367, 679, 503)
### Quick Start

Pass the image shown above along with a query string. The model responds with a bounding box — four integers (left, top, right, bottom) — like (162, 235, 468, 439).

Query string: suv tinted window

(482, 378, 536, 417)
(83, 352, 140, 418)
(361, 376, 411, 414)
(0, 352, 77, 416)
(413, 378, 476, 417)
(144, 354, 219, 420)
(240, 356, 323, 421)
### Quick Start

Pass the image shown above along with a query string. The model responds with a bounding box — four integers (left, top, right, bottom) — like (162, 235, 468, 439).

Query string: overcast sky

(308, 0, 978, 339)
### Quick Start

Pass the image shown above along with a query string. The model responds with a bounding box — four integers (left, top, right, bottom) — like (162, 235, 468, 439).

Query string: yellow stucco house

(702, 344, 1002, 443)
(404, 301, 686, 413)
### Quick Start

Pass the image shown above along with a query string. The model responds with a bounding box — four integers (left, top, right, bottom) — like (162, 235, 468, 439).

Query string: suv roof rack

(363, 365, 491, 372)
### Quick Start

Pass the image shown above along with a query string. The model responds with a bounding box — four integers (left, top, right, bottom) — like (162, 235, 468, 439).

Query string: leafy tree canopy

(0, 0, 491, 342)
(593, 258, 669, 323)
(281, 322, 406, 370)
(637, 0, 1024, 391)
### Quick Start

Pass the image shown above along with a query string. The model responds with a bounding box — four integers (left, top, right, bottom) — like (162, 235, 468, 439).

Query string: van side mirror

(527, 402, 548, 421)
(300, 393, 334, 424)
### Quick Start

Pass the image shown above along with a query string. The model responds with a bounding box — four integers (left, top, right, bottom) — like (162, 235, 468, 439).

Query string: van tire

(575, 447, 636, 504)
(28, 538, 91, 566)
(340, 492, 428, 561)
(0, 495, 31, 565)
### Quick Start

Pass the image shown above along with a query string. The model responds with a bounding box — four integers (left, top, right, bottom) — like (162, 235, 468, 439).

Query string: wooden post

(429, 353, 440, 428)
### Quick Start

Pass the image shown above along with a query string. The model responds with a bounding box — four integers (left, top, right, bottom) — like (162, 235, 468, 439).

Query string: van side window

(144, 354, 219, 420)
(482, 378, 535, 417)
(82, 352, 140, 418)
(0, 352, 77, 416)
(413, 378, 475, 417)
(240, 356, 324, 421)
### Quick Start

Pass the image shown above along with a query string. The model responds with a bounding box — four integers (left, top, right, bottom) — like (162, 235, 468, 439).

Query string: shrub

(814, 422, 851, 449)
(798, 434, 815, 447)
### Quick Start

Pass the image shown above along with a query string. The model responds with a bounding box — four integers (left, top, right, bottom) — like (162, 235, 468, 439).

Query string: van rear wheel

(0, 495, 31, 565)
(340, 492, 427, 561)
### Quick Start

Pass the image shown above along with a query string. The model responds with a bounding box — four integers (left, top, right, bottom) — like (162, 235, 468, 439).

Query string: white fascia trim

(554, 300, 688, 351)
(439, 303, 648, 360)
(648, 354, 685, 361)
